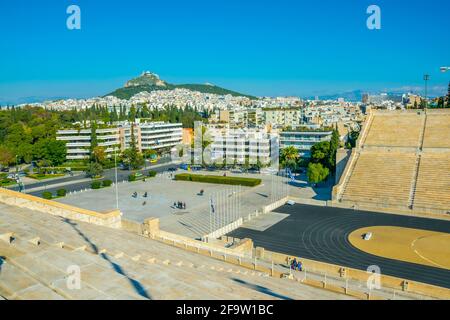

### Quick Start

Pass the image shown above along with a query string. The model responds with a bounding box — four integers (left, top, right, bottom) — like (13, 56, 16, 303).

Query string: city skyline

(0, 0, 449, 104)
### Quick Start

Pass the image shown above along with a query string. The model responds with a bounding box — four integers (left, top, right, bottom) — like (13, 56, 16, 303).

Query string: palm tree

(281, 146, 299, 170)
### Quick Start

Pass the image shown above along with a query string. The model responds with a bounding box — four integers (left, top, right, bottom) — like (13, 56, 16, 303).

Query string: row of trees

(65, 103, 206, 129)
(280, 129, 340, 185)
(307, 129, 340, 184)
(0, 107, 68, 167)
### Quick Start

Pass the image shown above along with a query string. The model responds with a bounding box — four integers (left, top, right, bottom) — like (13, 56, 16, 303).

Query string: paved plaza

(56, 170, 331, 238)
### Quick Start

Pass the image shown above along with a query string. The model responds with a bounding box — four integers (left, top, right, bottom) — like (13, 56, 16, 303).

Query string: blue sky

(0, 0, 449, 104)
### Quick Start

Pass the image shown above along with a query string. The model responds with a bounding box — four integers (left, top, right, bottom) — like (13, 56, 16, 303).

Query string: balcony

(57, 136, 91, 141)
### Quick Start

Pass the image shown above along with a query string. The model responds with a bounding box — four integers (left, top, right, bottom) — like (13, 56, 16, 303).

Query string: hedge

(129, 173, 146, 182)
(39, 166, 88, 173)
(102, 179, 113, 187)
(148, 170, 157, 177)
(42, 191, 53, 200)
(0, 178, 15, 187)
(56, 189, 67, 197)
(174, 174, 261, 187)
(91, 181, 102, 189)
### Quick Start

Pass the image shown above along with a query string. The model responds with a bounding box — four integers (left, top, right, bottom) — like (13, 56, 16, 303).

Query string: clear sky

(0, 0, 449, 104)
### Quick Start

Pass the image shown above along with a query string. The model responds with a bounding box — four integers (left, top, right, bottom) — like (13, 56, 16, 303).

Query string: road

(12, 159, 178, 197)
(228, 203, 450, 289)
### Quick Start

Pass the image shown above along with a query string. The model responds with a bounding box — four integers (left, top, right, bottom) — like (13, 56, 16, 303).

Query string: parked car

(0, 167, 9, 172)
(118, 164, 130, 170)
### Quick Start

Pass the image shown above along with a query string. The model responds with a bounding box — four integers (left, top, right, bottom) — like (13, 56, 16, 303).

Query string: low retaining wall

(201, 218, 243, 241)
(262, 197, 289, 213)
(258, 249, 450, 300)
(0, 188, 122, 228)
(139, 217, 249, 258)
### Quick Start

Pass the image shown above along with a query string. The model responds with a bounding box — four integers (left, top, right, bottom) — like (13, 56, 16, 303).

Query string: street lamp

(440, 67, 450, 73)
(423, 74, 430, 109)
(114, 146, 119, 210)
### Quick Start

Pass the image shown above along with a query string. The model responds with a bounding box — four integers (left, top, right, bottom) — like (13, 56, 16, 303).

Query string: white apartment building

(280, 130, 333, 158)
(56, 127, 120, 160)
(120, 121, 183, 152)
(206, 128, 279, 166)
(263, 108, 301, 128)
(211, 108, 264, 128)
(57, 120, 182, 160)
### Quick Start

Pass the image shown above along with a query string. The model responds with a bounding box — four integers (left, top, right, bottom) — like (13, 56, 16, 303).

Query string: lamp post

(114, 146, 119, 210)
(423, 74, 430, 109)
(440, 67, 449, 107)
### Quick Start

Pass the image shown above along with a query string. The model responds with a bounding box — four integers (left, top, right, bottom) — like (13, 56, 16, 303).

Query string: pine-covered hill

(104, 72, 257, 100)
(105, 83, 256, 100)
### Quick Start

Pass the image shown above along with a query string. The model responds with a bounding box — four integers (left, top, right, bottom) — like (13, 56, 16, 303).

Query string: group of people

(290, 258, 303, 272)
(174, 201, 186, 210)
(132, 191, 148, 199)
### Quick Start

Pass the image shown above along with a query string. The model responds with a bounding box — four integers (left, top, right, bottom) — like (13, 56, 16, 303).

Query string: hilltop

(105, 71, 257, 100)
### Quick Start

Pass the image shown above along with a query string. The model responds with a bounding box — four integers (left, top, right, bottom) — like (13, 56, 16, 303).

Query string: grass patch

(0, 179, 16, 187)
(174, 173, 261, 187)
(27, 174, 65, 180)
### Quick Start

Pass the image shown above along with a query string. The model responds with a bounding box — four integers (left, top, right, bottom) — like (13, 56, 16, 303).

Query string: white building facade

(57, 120, 182, 160)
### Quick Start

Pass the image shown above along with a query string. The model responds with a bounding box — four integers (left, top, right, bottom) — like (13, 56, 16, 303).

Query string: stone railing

(258, 249, 450, 300)
(0, 188, 122, 228)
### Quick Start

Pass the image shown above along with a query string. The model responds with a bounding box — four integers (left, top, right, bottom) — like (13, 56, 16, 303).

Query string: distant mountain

(308, 90, 404, 102)
(308, 90, 365, 102)
(0, 95, 69, 106)
(105, 71, 257, 100)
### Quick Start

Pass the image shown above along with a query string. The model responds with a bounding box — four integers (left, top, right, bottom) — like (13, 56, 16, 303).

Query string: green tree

(85, 162, 103, 178)
(437, 97, 445, 108)
(0, 145, 14, 167)
(121, 124, 144, 170)
(310, 141, 330, 165)
(89, 122, 98, 162)
(307, 162, 330, 184)
(281, 146, 299, 170)
(92, 146, 107, 165)
(33, 139, 67, 166)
